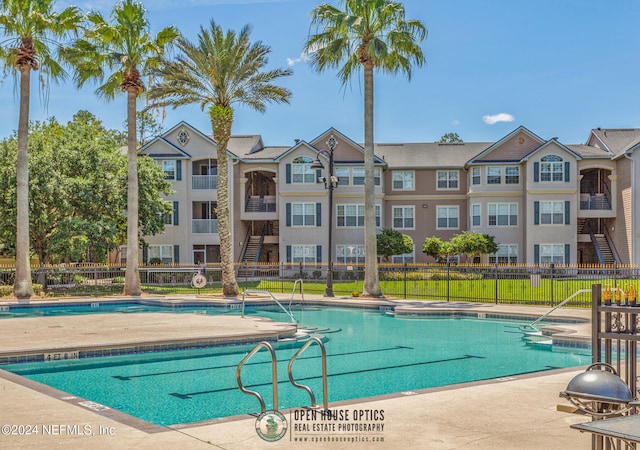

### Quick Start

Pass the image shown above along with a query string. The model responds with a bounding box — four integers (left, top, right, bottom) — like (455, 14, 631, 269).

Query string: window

(540, 201, 564, 225)
(505, 166, 520, 184)
(352, 167, 365, 185)
(488, 203, 518, 226)
(540, 155, 564, 182)
(472, 167, 481, 185)
(471, 204, 481, 227)
(437, 170, 459, 190)
(539, 244, 564, 264)
(292, 156, 316, 184)
(163, 160, 176, 180)
(487, 166, 501, 184)
(336, 245, 365, 264)
(292, 203, 315, 226)
(149, 245, 173, 264)
(292, 245, 317, 264)
(374, 168, 382, 186)
(337, 204, 381, 227)
(392, 243, 415, 264)
(489, 244, 518, 264)
(392, 171, 414, 190)
(393, 206, 414, 229)
(335, 167, 350, 186)
(437, 206, 459, 229)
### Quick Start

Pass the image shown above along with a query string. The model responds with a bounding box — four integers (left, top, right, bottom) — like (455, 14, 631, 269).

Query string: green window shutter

(316, 245, 322, 263)
(173, 245, 180, 264)
(286, 164, 291, 184)
(533, 162, 539, 182)
(564, 201, 570, 225)
(286, 245, 292, 262)
(176, 160, 182, 181)
(564, 162, 570, 182)
(534, 244, 539, 264)
(564, 244, 570, 264)
(173, 201, 179, 225)
(534, 201, 540, 225)
(316, 203, 321, 227)
(286, 203, 291, 227)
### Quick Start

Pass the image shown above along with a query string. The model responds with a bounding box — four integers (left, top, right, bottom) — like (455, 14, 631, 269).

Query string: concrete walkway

(0, 296, 593, 449)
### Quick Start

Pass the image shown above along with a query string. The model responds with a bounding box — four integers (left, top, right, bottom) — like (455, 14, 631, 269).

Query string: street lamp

(310, 136, 339, 297)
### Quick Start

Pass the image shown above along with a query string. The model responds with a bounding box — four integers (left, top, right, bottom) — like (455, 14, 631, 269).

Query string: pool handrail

(289, 279, 305, 311)
(235, 341, 278, 413)
(525, 288, 591, 330)
(287, 336, 329, 410)
(241, 289, 297, 323)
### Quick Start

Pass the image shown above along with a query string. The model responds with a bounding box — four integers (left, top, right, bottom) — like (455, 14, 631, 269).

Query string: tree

(376, 228, 412, 262)
(0, 111, 172, 265)
(0, 0, 83, 299)
(125, 110, 164, 146)
(450, 231, 498, 261)
(422, 236, 445, 261)
(147, 20, 292, 297)
(438, 132, 462, 143)
(305, 0, 426, 297)
(63, 0, 178, 295)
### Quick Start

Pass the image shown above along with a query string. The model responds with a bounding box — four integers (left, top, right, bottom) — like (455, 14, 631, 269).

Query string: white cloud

(451, 120, 460, 126)
(482, 113, 515, 125)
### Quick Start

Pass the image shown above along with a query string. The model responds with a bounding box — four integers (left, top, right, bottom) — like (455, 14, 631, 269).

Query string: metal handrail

(525, 289, 591, 330)
(236, 341, 279, 413)
(242, 289, 297, 323)
(287, 337, 328, 409)
(289, 278, 305, 311)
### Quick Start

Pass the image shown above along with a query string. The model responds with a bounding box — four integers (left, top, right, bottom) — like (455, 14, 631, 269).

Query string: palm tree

(147, 20, 292, 297)
(0, 0, 83, 299)
(304, 0, 426, 297)
(63, 0, 178, 296)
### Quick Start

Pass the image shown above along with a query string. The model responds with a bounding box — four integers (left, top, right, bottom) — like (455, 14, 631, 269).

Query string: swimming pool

(0, 305, 590, 426)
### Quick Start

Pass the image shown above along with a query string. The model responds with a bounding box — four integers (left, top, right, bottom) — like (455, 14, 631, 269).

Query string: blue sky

(1, 0, 639, 146)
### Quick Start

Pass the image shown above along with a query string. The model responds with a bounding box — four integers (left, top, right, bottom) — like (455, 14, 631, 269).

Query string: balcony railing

(192, 175, 218, 190)
(580, 193, 611, 210)
(245, 195, 276, 213)
(192, 219, 218, 234)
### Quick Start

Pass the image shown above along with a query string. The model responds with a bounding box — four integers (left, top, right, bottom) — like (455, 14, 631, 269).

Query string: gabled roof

(138, 136, 191, 158)
(226, 135, 264, 156)
(467, 126, 545, 164)
(566, 144, 612, 158)
(375, 142, 490, 168)
(520, 138, 583, 162)
(589, 128, 640, 157)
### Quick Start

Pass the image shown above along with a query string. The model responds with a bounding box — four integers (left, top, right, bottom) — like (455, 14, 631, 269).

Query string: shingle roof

(373, 142, 492, 168)
(566, 144, 611, 158)
(240, 146, 289, 160)
(591, 128, 640, 156)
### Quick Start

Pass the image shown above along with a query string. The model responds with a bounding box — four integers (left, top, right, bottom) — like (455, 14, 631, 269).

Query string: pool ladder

(235, 337, 328, 413)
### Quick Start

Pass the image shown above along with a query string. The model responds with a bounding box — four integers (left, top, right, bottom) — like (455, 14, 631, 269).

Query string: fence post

(403, 262, 407, 299)
(494, 262, 499, 304)
(550, 263, 555, 306)
(446, 262, 450, 302)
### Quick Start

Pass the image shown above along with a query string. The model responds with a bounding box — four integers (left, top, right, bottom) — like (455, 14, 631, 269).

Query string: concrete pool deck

(0, 295, 594, 449)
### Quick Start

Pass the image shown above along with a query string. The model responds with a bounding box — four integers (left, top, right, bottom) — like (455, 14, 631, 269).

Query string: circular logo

(191, 274, 207, 289)
(255, 410, 287, 442)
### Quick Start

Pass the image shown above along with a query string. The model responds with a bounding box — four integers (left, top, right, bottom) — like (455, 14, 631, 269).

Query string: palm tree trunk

(14, 66, 34, 300)
(363, 63, 381, 297)
(211, 107, 239, 297)
(123, 88, 141, 296)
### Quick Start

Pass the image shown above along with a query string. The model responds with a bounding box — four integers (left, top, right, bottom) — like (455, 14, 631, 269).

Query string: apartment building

(137, 122, 640, 266)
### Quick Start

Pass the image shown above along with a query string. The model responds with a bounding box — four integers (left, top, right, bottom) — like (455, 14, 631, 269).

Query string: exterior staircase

(594, 234, 616, 265)
(242, 236, 262, 263)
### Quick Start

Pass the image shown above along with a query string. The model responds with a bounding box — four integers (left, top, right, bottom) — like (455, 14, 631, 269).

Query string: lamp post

(311, 136, 339, 297)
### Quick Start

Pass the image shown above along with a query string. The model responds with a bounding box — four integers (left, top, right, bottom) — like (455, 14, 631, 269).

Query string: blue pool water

(1, 306, 590, 426)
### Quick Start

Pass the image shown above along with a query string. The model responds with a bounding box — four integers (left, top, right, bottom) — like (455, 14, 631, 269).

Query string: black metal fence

(1, 262, 638, 307)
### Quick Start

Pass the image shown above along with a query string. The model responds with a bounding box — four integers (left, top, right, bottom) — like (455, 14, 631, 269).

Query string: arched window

(540, 155, 564, 182)
(291, 156, 316, 184)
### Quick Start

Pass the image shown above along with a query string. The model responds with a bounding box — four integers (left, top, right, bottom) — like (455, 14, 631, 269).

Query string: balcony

(580, 193, 611, 210)
(192, 175, 218, 190)
(245, 195, 276, 213)
(192, 219, 218, 234)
